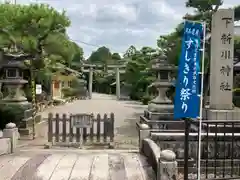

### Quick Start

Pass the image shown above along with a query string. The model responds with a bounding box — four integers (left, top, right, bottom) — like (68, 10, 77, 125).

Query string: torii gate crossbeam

(81, 64, 126, 100)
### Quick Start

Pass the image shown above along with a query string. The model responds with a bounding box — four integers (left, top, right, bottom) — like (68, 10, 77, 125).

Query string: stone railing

(0, 123, 19, 156)
(138, 123, 178, 180)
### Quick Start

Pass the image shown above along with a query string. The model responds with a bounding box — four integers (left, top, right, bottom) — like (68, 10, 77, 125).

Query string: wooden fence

(48, 113, 114, 146)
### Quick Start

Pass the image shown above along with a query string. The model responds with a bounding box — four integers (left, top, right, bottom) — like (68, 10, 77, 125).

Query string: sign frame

(35, 84, 42, 95)
(70, 113, 93, 128)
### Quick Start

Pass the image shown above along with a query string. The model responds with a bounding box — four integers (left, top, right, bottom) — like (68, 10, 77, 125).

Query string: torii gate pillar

(116, 67, 120, 100)
(88, 67, 93, 99)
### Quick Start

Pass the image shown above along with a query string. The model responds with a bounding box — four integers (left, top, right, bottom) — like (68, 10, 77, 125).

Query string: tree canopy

(89, 0, 240, 103)
(2, 1, 238, 103)
(0, 3, 83, 68)
(157, 0, 240, 66)
(0, 3, 84, 96)
(112, 53, 121, 61)
(88, 46, 122, 65)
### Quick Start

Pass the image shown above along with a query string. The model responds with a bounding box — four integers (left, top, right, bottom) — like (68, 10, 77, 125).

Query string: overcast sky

(3, 0, 240, 58)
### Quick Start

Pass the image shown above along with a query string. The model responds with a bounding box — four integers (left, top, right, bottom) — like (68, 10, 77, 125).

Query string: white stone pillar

(158, 150, 178, 180)
(116, 67, 120, 100)
(138, 123, 150, 152)
(3, 123, 19, 153)
(88, 67, 93, 99)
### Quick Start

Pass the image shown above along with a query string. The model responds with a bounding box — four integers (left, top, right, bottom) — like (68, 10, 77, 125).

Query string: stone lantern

(143, 54, 177, 124)
(0, 48, 35, 135)
(77, 78, 88, 99)
(0, 50, 32, 106)
(147, 54, 177, 113)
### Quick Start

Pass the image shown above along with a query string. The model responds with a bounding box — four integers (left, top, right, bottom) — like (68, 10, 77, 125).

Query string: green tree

(88, 47, 123, 93)
(158, 1, 240, 67)
(124, 47, 156, 100)
(112, 52, 121, 61)
(0, 3, 82, 68)
(0, 3, 84, 97)
(235, 36, 240, 58)
(70, 42, 84, 71)
(157, 23, 183, 65)
(140, 46, 156, 55)
(88, 46, 112, 64)
(71, 42, 84, 63)
(155, 1, 240, 102)
(183, 0, 240, 101)
(123, 45, 137, 58)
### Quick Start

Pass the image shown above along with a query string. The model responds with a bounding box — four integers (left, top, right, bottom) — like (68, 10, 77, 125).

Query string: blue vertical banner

(174, 21, 203, 119)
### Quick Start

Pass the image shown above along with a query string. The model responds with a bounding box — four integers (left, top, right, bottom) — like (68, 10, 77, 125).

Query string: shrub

(61, 77, 87, 99)
(62, 87, 83, 98)
(62, 87, 75, 98)
(233, 88, 240, 107)
(0, 104, 28, 130)
(53, 98, 65, 106)
(141, 95, 152, 105)
(129, 91, 144, 101)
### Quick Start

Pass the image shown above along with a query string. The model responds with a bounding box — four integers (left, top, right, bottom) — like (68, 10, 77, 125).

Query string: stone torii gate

(81, 63, 126, 100)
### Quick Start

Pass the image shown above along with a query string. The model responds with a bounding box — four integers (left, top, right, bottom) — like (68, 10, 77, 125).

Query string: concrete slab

(36, 154, 65, 180)
(123, 153, 147, 180)
(0, 156, 30, 180)
(69, 154, 94, 180)
(49, 154, 78, 180)
(89, 154, 109, 180)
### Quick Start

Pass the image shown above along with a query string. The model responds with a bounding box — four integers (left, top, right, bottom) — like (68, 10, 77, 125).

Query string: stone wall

(155, 140, 240, 159)
(150, 132, 240, 159)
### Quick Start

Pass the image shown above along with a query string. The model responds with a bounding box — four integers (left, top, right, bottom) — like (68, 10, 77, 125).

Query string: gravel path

(20, 93, 147, 149)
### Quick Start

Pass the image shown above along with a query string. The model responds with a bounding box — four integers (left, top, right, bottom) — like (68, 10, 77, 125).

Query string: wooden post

(69, 115, 74, 142)
(55, 113, 59, 142)
(62, 114, 67, 142)
(48, 113, 53, 143)
(110, 113, 114, 142)
(90, 115, 94, 142)
(97, 114, 101, 142)
(76, 127, 80, 142)
(103, 114, 108, 142)
(83, 128, 87, 143)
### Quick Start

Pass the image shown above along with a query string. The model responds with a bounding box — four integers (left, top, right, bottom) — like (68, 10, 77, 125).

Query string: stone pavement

(0, 149, 155, 180)
(24, 93, 147, 149)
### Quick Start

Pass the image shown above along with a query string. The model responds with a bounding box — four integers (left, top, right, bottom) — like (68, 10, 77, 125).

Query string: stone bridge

(0, 149, 155, 180)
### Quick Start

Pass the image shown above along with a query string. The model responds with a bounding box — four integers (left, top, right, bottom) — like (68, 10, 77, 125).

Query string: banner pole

(197, 22, 206, 180)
